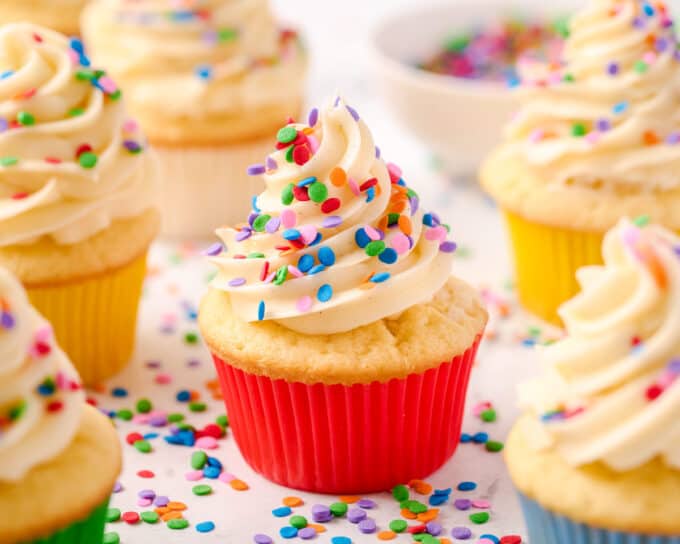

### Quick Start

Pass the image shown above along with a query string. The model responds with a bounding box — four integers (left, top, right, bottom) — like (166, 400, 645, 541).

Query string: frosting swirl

(519, 218, 680, 471)
(0, 266, 84, 481)
(0, 23, 158, 247)
(505, 0, 680, 189)
(209, 98, 457, 335)
(82, 0, 306, 131)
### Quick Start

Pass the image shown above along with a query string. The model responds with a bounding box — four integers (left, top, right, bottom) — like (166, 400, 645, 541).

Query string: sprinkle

(247, 164, 266, 176)
(17, 111, 35, 126)
(308, 108, 319, 127)
(321, 198, 341, 214)
(277, 126, 298, 144)
(346, 105, 360, 121)
(257, 301, 265, 321)
(308, 182, 328, 203)
(317, 284, 333, 302)
(318, 247, 336, 266)
(606, 61, 619, 75)
(281, 209, 297, 228)
(470, 512, 490, 524)
(330, 167, 347, 187)
(203, 242, 222, 256)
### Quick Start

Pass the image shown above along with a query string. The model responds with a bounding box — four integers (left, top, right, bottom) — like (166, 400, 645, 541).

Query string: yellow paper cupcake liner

(26, 253, 148, 385)
(503, 211, 604, 325)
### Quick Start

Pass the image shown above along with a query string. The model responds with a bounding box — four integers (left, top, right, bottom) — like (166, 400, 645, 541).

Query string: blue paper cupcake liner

(519, 494, 680, 544)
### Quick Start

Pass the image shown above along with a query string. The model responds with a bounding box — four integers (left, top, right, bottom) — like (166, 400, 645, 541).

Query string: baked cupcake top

(81, 0, 306, 141)
(0, 23, 158, 247)
(518, 218, 680, 471)
(0, 266, 84, 482)
(208, 98, 458, 335)
(0, 1, 87, 36)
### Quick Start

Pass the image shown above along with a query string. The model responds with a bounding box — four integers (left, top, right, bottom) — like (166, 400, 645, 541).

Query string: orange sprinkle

(638, 242, 668, 289)
(307, 523, 326, 534)
(417, 509, 440, 523)
(282, 496, 304, 507)
(167, 502, 187, 511)
(161, 511, 183, 522)
(154, 507, 169, 515)
(230, 479, 250, 491)
(189, 390, 201, 401)
(377, 216, 389, 231)
(339, 495, 360, 504)
(377, 531, 397, 540)
(390, 200, 407, 214)
(401, 508, 417, 520)
(392, 184, 408, 194)
(398, 215, 413, 235)
(330, 166, 347, 187)
(643, 130, 660, 146)
(439, 539, 453, 544)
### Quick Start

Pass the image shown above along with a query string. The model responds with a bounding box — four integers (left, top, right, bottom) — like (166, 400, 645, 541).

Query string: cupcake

(0, 1, 87, 36)
(505, 218, 680, 543)
(82, 0, 307, 238)
(199, 97, 488, 494)
(0, 23, 160, 385)
(0, 266, 121, 544)
(480, 0, 680, 324)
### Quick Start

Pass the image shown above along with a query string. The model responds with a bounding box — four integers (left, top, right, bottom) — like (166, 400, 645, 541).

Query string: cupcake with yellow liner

(0, 266, 121, 544)
(0, 1, 87, 36)
(506, 217, 680, 543)
(199, 96, 488, 493)
(0, 23, 160, 385)
(480, 0, 680, 325)
(82, 0, 307, 238)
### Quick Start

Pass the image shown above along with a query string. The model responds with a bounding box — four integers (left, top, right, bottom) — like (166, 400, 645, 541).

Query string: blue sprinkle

(203, 466, 221, 479)
(37, 383, 55, 396)
(433, 488, 452, 496)
(308, 232, 323, 247)
(457, 481, 477, 492)
(331, 538, 352, 544)
(365, 186, 375, 203)
(423, 213, 435, 227)
(196, 521, 215, 533)
(298, 254, 314, 273)
(370, 272, 391, 283)
(480, 536, 500, 544)
(298, 176, 317, 187)
(460, 433, 472, 443)
(143, 433, 159, 440)
(280, 527, 298, 539)
(429, 495, 448, 506)
(522, 338, 537, 347)
(207, 457, 222, 469)
(70, 38, 85, 53)
(283, 229, 301, 240)
(355, 228, 370, 248)
(176, 390, 191, 402)
(308, 264, 326, 275)
(318, 246, 336, 266)
(257, 301, 265, 321)
(0, 70, 13, 80)
(79, 53, 91, 67)
(195, 64, 213, 81)
(272, 507, 293, 518)
(613, 101, 629, 115)
(642, 2, 655, 16)
(378, 248, 398, 264)
(251, 195, 261, 212)
(111, 387, 128, 398)
(317, 284, 333, 302)
(472, 432, 489, 444)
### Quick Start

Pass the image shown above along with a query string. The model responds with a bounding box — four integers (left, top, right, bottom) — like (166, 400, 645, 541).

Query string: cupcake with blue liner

(505, 218, 680, 543)
(0, 265, 121, 544)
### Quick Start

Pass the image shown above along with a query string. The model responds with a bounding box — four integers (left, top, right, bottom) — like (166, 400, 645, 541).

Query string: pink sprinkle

(281, 209, 297, 229)
(123, 119, 138, 133)
(473, 402, 492, 417)
(288, 265, 303, 278)
(307, 135, 320, 154)
(528, 129, 544, 143)
(391, 233, 411, 255)
(658, 371, 678, 389)
(364, 226, 381, 241)
(643, 52, 657, 65)
(299, 225, 318, 245)
(35, 325, 52, 343)
(195, 436, 219, 450)
(219, 472, 236, 484)
(425, 226, 447, 242)
(387, 162, 402, 178)
(472, 500, 491, 509)
(585, 131, 601, 145)
(264, 272, 276, 283)
(348, 179, 360, 197)
(185, 470, 204, 481)
(98, 76, 118, 94)
(296, 295, 313, 312)
(132, 414, 150, 424)
(155, 373, 172, 385)
(137, 498, 153, 507)
(67, 49, 79, 65)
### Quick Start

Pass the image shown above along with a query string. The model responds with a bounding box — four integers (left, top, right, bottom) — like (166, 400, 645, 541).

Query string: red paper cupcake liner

(212, 334, 482, 494)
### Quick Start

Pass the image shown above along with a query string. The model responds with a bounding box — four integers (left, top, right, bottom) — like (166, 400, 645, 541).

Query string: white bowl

(371, 0, 579, 174)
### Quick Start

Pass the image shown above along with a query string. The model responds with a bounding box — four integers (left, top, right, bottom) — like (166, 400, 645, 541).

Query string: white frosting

(520, 218, 680, 471)
(0, 266, 85, 482)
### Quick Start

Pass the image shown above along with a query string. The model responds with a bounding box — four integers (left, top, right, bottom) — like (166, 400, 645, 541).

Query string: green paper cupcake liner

(23, 500, 109, 544)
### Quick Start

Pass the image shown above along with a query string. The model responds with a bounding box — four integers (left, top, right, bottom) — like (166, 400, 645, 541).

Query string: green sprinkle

(116, 409, 133, 421)
(136, 398, 152, 413)
(387, 213, 400, 225)
(277, 126, 297, 144)
(17, 111, 35, 126)
(216, 414, 229, 428)
(76, 69, 95, 81)
(486, 440, 504, 453)
(168, 518, 190, 530)
(253, 214, 271, 232)
(563, 73, 575, 83)
(365, 240, 386, 257)
(308, 182, 328, 203)
(79, 151, 98, 169)
(191, 450, 208, 470)
(392, 484, 409, 502)
(0, 156, 18, 167)
(633, 214, 651, 227)
(289, 515, 307, 529)
(389, 519, 407, 533)
(247, 252, 266, 259)
(285, 145, 295, 163)
(189, 401, 207, 413)
(218, 28, 238, 42)
(572, 123, 587, 137)
(133, 440, 152, 453)
(405, 500, 428, 514)
(282, 183, 295, 205)
(481, 409, 497, 423)
(103, 533, 120, 544)
(68, 107, 84, 117)
(106, 508, 121, 523)
(184, 331, 199, 344)
(470, 512, 490, 524)
(528, 326, 542, 338)
(634, 60, 649, 73)
(445, 35, 470, 53)
(141, 511, 159, 524)
(273, 266, 288, 286)
(168, 413, 185, 423)
(553, 16, 571, 38)
(192, 484, 212, 496)
(329, 502, 348, 517)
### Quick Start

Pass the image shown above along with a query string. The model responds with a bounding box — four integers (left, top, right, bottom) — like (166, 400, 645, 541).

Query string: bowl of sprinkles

(371, 0, 577, 174)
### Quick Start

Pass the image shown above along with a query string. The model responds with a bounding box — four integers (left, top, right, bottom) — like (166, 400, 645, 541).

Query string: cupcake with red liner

(199, 96, 488, 493)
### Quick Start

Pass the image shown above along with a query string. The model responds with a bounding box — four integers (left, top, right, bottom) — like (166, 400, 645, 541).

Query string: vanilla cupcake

(506, 218, 680, 543)
(0, 23, 160, 384)
(480, 0, 680, 324)
(199, 97, 488, 493)
(0, 1, 87, 36)
(82, 0, 307, 238)
(0, 266, 121, 544)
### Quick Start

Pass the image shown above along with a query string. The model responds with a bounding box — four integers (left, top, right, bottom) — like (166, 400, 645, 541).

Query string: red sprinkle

(500, 537, 523, 544)
(122, 512, 140, 525)
(34, 341, 51, 356)
(321, 198, 341, 214)
(47, 401, 63, 413)
(126, 432, 144, 445)
(646, 384, 663, 401)
(259, 261, 270, 282)
(137, 470, 155, 479)
(12, 192, 29, 200)
(359, 178, 378, 191)
(293, 145, 311, 165)
(407, 525, 427, 534)
(44, 157, 62, 164)
(293, 185, 310, 202)
(32, 33, 43, 43)
(75, 143, 93, 158)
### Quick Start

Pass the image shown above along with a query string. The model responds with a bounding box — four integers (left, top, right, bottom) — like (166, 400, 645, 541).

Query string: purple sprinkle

(308, 107, 319, 127)
(451, 526, 472, 539)
(346, 105, 360, 121)
(596, 118, 611, 132)
(667, 132, 680, 145)
(375, 146, 381, 158)
(357, 518, 376, 534)
(247, 164, 266, 176)
(123, 139, 142, 152)
(265, 216, 281, 233)
(430, 212, 441, 226)
(266, 156, 277, 171)
(606, 61, 619, 76)
(407, 235, 415, 249)
(253, 535, 273, 544)
(410, 196, 420, 215)
(454, 499, 472, 510)
(632, 16, 646, 29)
(347, 508, 367, 524)
(298, 527, 316, 540)
(228, 277, 247, 287)
(202, 242, 223, 256)
(247, 212, 258, 227)
(334, 96, 341, 106)
(139, 489, 156, 499)
(675, 245, 680, 257)
(235, 229, 253, 242)
(113, 481, 123, 493)
(187, 359, 201, 368)
(0, 118, 8, 133)
(322, 216, 343, 228)
(145, 360, 161, 369)
(656, 37, 669, 53)
(426, 522, 442, 536)
(357, 499, 376, 509)
(149, 415, 167, 427)
(155, 496, 169, 507)
(440, 241, 458, 253)
(668, 359, 680, 374)
(1, 311, 15, 329)
(675, 50, 680, 62)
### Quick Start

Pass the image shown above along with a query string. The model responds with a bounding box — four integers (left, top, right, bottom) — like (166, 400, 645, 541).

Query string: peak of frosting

(505, 0, 680, 189)
(208, 97, 457, 335)
(519, 218, 680, 471)
(0, 23, 157, 246)
(0, 266, 85, 481)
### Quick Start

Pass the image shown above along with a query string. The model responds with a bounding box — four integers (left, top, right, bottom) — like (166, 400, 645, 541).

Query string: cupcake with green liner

(200, 96, 487, 493)
(82, 0, 307, 238)
(505, 217, 680, 543)
(0, 265, 121, 544)
(481, 0, 680, 324)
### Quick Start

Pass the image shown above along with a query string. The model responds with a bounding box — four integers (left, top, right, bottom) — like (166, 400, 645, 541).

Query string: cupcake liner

(503, 210, 604, 325)
(27, 252, 148, 385)
(154, 141, 271, 239)
(212, 334, 482, 494)
(519, 494, 680, 544)
(28, 500, 109, 544)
